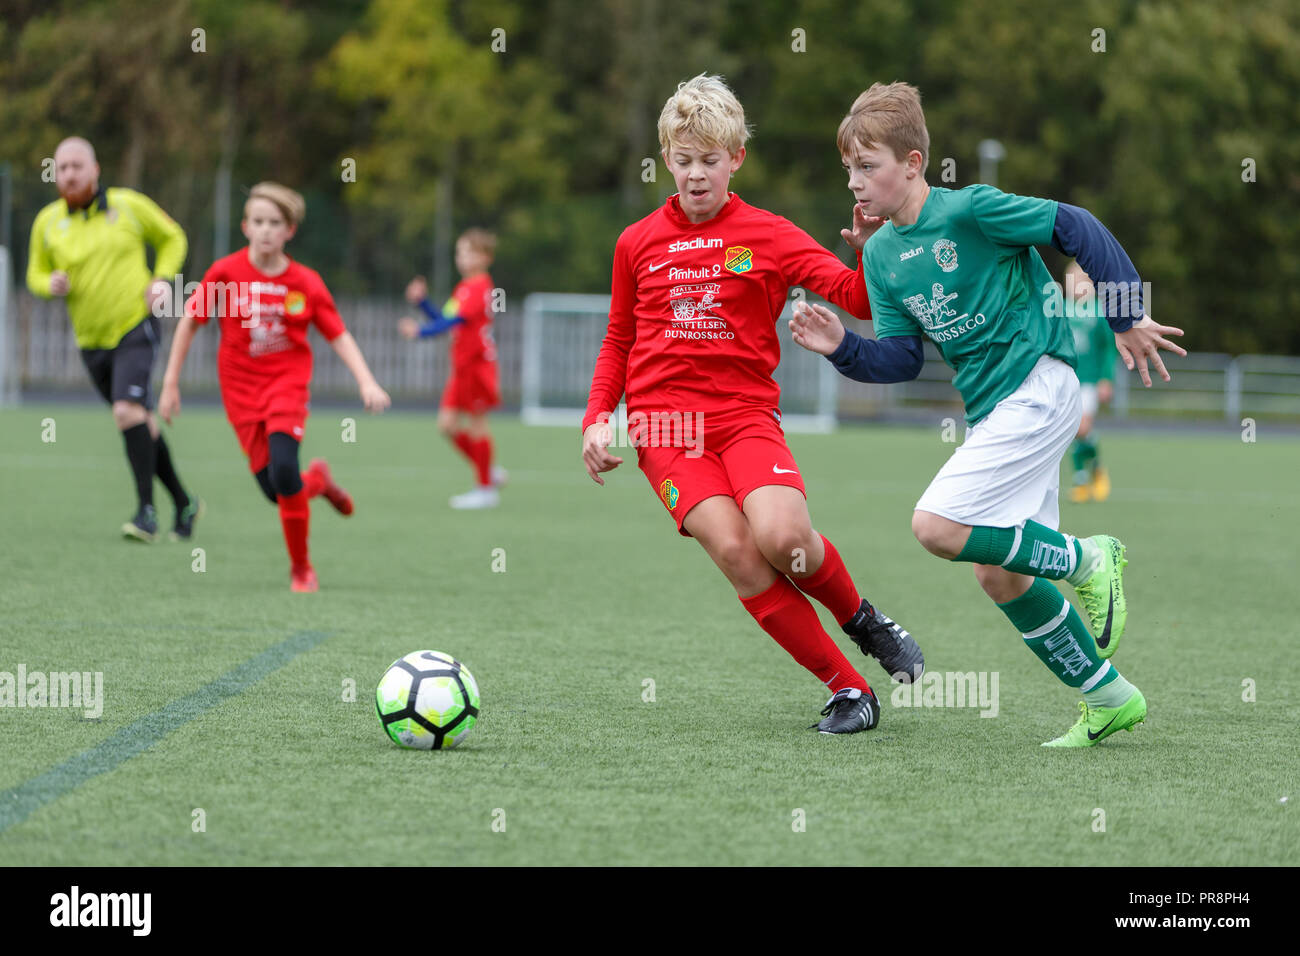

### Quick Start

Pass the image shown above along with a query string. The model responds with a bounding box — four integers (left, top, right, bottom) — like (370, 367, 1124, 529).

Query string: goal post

(0, 246, 16, 406)
(520, 292, 837, 432)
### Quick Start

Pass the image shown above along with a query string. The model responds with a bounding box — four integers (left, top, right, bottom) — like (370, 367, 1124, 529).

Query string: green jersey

(863, 184, 1075, 425)
(1065, 295, 1117, 385)
(27, 187, 187, 350)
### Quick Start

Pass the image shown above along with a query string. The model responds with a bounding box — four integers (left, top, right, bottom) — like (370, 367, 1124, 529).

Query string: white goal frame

(520, 292, 837, 432)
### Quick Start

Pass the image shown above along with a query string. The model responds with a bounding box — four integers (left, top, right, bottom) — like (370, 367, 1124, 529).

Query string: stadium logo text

(900, 246, 925, 261)
(668, 237, 723, 252)
(891, 670, 999, 718)
(1028, 540, 1072, 574)
(1043, 628, 1093, 678)
(50, 886, 151, 936)
(0, 665, 103, 719)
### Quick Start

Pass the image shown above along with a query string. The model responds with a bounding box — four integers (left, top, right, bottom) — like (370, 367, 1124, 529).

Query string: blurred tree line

(3, 0, 1297, 353)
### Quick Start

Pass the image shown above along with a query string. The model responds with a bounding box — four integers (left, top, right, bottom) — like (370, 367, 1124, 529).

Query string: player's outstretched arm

(330, 331, 392, 412)
(159, 314, 199, 424)
(790, 300, 846, 355)
(26, 212, 64, 297)
(840, 202, 888, 252)
(582, 420, 624, 486)
(1114, 316, 1186, 387)
(404, 276, 427, 305)
(791, 301, 924, 383)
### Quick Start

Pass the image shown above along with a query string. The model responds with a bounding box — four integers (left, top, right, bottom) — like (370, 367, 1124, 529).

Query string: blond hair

(657, 73, 751, 155)
(837, 82, 929, 175)
(246, 182, 306, 227)
(459, 227, 497, 259)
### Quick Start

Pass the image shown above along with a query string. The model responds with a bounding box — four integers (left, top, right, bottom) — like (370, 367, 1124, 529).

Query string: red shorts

(442, 360, 500, 414)
(634, 408, 805, 536)
(225, 388, 309, 474)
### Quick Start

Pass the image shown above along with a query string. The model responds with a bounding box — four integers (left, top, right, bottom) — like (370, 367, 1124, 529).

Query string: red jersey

(185, 248, 346, 417)
(446, 273, 496, 367)
(583, 194, 871, 430)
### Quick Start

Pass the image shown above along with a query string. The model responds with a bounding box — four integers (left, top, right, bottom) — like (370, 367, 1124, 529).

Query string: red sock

(469, 435, 493, 486)
(300, 467, 325, 499)
(740, 575, 869, 695)
(791, 534, 862, 625)
(278, 489, 311, 570)
(451, 431, 476, 465)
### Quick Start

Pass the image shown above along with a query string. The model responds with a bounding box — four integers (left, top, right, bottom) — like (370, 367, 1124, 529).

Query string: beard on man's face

(59, 178, 97, 209)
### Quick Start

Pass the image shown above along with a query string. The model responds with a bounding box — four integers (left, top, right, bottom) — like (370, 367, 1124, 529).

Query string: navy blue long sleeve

(415, 298, 464, 338)
(827, 329, 925, 383)
(1051, 203, 1143, 333)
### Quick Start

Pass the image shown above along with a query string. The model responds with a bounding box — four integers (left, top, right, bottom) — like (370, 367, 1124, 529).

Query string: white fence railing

(7, 290, 525, 406)
(521, 292, 837, 432)
(834, 340, 1300, 422)
(7, 285, 1300, 423)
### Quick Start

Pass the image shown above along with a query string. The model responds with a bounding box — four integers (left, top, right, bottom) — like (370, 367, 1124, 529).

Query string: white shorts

(1079, 383, 1099, 419)
(916, 356, 1082, 531)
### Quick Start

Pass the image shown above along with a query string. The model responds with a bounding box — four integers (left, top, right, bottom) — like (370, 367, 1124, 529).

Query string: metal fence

(836, 341, 1300, 423)
(520, 292, 837, 432)
(5, 287, 526, 408)
(5, 276, 1299, 423)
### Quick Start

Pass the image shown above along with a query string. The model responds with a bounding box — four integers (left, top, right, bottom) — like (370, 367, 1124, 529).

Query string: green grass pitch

(0, 405, 1296, 865)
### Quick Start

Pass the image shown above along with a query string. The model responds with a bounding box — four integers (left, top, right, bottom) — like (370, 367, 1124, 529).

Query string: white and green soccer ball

(376, 651, 480, 750)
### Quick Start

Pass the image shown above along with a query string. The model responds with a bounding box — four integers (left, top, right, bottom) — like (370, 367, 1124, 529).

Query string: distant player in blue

(1063, 262, 1118, 502)
(791, 82, 1186, 747)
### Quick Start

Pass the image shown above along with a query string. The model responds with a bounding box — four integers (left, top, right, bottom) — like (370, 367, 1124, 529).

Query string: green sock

(997, 579, 1119, 693)
(1072, 436, 1097, 472)
(956, 521, 1083, 580)
(1070, 438, 1087, 472)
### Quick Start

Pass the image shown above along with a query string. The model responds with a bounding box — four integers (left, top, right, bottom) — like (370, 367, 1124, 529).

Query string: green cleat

(169, 495, 205, 542)
(1042, 689, 1146, 747)
(1074, 535, 1127, 658)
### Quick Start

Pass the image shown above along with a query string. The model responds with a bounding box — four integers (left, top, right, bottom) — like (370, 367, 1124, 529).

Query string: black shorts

(80, 316, 160, 408)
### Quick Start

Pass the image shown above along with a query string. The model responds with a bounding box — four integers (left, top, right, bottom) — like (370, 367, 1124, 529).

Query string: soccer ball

(375, 651, 480, 750)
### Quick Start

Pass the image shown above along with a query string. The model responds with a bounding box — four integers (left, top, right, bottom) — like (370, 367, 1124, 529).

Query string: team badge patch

(659, 478, 680, 510)
(285, 291, 306, 315)
(724, 246, 753, 274)
(932, 239, 958, 272)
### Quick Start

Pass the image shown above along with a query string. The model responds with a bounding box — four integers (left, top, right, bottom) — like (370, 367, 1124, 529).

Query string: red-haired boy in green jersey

(792, 82, 1186, 747)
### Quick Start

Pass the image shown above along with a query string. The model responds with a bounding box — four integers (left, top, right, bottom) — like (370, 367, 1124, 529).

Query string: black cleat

(169, 495, 205, 541)
(122, 504, 158, 543)
(812, 686, 880, 734)
(843, 599, 924, 683)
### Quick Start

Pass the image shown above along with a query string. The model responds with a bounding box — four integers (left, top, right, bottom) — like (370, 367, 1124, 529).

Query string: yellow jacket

(27, 187, 187, 349)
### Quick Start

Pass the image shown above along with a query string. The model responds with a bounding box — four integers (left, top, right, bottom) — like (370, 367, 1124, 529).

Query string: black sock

(121, 424, 156, 509)
(254, 467, 278, 504)
(154, 434, 189, 509)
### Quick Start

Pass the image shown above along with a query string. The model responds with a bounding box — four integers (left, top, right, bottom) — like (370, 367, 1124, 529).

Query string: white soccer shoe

(449, 486, 500, 510)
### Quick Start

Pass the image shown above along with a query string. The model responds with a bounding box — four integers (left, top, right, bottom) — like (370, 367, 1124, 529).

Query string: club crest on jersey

(932, 239, 958, 272)
(659, 478, 680, 510)
(724, 246, 753, 274)
(285, 290, 306, 316)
